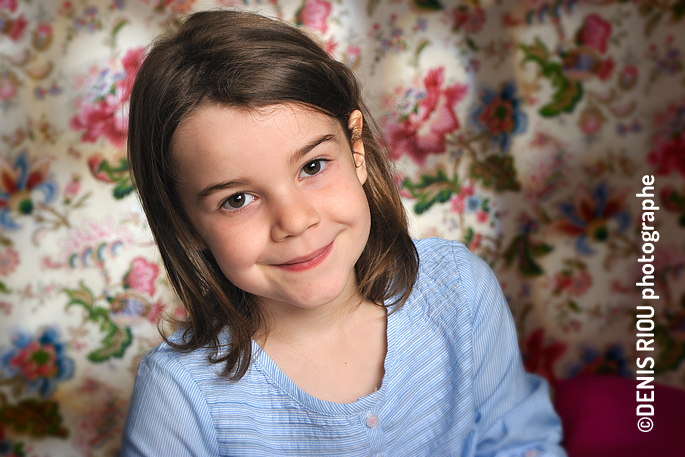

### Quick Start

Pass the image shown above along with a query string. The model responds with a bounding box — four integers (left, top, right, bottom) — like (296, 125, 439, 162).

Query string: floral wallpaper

(0, 0, 684, 455)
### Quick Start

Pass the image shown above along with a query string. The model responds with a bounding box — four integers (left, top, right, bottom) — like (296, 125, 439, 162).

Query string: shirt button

(366, 414, 379, 429)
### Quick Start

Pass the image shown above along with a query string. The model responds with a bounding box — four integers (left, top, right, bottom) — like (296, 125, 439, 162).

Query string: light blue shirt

(121, 238, 566, 456)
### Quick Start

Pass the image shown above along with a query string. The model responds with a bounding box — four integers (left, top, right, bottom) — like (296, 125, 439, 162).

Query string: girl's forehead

(249, 104, 339, 132)
(170, 103, 345, 165)
(171, 102, 343, 155)
(181, 102, 339, 132)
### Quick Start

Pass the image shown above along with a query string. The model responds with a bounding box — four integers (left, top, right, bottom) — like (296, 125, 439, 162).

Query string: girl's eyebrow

(196, 177, 252, 201)
(287, 133, 338, 166)
(196, 133, 339, 201)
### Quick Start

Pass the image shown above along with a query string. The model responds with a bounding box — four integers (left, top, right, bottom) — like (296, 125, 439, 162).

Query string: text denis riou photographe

(635, 174, 658, 433)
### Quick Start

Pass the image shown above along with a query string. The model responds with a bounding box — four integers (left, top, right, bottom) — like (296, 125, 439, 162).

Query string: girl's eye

(222, 193, 254, 211)
(299, 159, 328, 178)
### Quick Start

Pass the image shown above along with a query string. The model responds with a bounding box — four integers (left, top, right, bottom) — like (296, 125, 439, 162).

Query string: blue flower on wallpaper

(0, 151, 57, 230)
(466, 194, 480, 212)
(567, 344, 632, 378)
(1, 327, 74, 398)
(471, 81, 527, 153)
(552, 182, 630, 255)
(108, 291, 148, 326)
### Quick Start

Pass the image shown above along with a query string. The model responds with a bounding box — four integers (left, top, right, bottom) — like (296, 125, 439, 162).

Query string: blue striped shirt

(121, 238, 565, 456)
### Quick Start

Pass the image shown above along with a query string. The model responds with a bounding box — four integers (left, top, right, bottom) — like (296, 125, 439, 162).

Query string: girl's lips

(276, 241, 334, 272)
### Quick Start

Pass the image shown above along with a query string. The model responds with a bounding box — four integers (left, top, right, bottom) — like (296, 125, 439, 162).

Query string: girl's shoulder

(413, 237, 471, 268)
(406, 237, 501, 325)
(412, 237, 494, 291)
(137, 326, 229, 380)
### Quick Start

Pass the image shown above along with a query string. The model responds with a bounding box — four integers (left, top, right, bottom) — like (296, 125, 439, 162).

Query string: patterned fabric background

(1, 0, 684, 455)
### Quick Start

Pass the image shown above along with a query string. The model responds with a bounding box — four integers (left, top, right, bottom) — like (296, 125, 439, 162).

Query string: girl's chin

(260, 286, 356, 312)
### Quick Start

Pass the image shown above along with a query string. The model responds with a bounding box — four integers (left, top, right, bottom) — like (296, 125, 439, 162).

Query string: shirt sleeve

(120, 348, 220, 457)
(452, 242, 567, 457)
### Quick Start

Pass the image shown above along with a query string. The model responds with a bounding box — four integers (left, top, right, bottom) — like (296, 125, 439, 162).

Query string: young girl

(121, 9, 565, 457)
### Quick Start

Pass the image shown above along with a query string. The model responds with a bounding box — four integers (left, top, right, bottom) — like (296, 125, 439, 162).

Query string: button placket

(362, 411, 384, 454)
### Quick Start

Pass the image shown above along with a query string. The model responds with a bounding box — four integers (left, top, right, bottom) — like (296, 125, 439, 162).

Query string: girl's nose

(270, 193, 320, 241)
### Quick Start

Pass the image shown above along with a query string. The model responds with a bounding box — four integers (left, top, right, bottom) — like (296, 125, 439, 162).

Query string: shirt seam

(164, 350, 221, 449)
(250, 347, 375, 418)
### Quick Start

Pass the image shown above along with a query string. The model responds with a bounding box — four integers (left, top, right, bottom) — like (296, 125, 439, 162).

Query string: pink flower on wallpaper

(0, 247, 19, 275)
(33, 22, 52, 50)
(451, 6, 486, 34)
(63, 174, 81, 202)
(618, 65, 638, 90)
(577, 13, 612, 54)
(660, 185, 684, 212)
(578, 104, 605, 135)
(147, 300, 166, 323)
(0, 71, 19, 102)
(0, 152, 56, 229)
(596, 57, 615, 81)
(123, 257, 159, 297)
(160, 0, 196, 14)
(117, 46, 145, 100)
(87, 154, 115, 183)
(451, 197, 464, 213)
(323, 37, 337, 56)
(342, 44, 361, 67)
(554, 270, 592, 297)
(386, 67, 468, 165)
(568, 270, 592, 296)
(3, 328, 74, 397)
(70, 47, 145, 148)
(10, 340, 58, 382)
(6, 14, 27, 41)
(467, 232, 482, 251)
(647, 132, 685, 178)
(346, 45, 361, 59)
(0, 0, 18, 13)
(522, 328, 566, 387)
(296, 0, 332, 34)
(449, 184, 474, 214)
(70, 96, 127, 147)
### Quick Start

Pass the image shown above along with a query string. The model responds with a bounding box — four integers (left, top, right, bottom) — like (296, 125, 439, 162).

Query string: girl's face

(172, 104, 371, 314)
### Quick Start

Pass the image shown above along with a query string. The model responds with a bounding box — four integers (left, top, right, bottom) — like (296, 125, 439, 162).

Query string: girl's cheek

(216, 220, 269, 256)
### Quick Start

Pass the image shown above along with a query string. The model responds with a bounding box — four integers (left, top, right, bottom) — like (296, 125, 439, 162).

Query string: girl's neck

(252, 293, 387, 404)
(253, 272, 370, 347)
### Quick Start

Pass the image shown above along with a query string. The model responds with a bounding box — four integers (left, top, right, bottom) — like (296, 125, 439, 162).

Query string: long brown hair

(127, 9, 418, 380)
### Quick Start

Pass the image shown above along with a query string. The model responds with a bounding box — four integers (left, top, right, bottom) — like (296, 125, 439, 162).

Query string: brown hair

(127, 9, 418, 380)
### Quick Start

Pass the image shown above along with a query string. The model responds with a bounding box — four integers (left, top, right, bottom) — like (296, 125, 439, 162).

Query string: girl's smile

(171, 103, 371, 316)
(274, 240, 334, 272)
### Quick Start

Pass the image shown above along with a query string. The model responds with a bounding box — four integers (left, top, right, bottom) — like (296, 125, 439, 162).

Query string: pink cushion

(554, 375, 685, 457)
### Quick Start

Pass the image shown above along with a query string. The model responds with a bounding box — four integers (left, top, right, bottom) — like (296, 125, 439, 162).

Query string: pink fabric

(554, 375, 685, 456)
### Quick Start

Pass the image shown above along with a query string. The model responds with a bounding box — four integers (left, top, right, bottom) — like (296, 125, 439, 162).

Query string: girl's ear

(348, 110, 367, 185)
